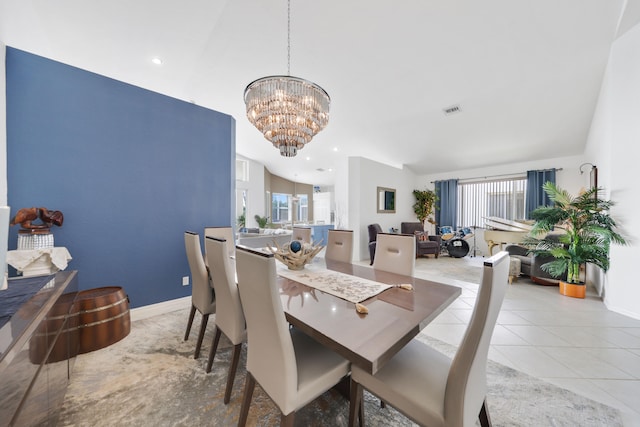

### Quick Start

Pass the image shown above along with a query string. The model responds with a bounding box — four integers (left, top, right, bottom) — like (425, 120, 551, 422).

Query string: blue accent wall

(5, 47, 235, 308)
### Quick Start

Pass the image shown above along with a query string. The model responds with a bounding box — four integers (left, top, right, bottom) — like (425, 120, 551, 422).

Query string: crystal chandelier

(244, 0, 330, 157)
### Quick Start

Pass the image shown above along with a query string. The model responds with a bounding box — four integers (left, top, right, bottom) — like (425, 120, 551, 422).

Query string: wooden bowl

(267, 240, 324, 270)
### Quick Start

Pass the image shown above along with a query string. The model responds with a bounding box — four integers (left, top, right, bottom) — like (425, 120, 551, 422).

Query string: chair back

(292, 227, 311, 243)
(204, 226, 235, 257)
(367, 223, 383, 242)
(184, 231, 215, 314)
(205, 237, 245, 345)
(235, 245, 297, 411)
(372, 233, 416, 276)
(325, 229, 353, 263)
(445, 251, 509, 426)
(400, 222, 423, 235)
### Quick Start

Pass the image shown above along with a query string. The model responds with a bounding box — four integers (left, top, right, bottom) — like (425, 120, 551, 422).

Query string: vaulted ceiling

(2, 0, 637, 185)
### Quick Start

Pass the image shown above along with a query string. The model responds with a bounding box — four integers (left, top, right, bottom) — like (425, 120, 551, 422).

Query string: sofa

(504, 236, 567, 284)
(236, 230, 292, 249)
(400, 222, 441, 258)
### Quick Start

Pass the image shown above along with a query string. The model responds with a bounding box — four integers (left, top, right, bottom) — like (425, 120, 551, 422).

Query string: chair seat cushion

(352, 339, 450, 426)
(291, 328, 350, 411)
(417, 241, 439, 249)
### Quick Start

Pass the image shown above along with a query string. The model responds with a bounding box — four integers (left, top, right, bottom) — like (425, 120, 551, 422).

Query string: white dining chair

(235, 245, 350, 427)
(325, 229, 354, 263)
(372, 233, 416, 276)
(183, 231, 216, 359)
(204, 226, 235, 257)
(204, 236, 246, 404)
(348, 251, 510, 427)
(291, 226, 312, 243)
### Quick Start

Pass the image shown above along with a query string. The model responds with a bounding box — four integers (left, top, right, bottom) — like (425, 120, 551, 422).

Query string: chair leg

(184, 305, 196, 341)
(224, 343, 243, 404)
(206, 327, 222, 373)
(349, 377, 364, 427)
(479, 398, 492, 427)
(194, 313, 209, 359)
(238, 373, 256, 427)
(280, 411, 295, 427)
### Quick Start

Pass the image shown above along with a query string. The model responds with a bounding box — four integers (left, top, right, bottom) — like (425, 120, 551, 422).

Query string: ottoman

(509, 257, 521, 284)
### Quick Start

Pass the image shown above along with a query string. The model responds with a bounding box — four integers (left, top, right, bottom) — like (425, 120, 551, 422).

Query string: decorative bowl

(268, 240, 324, 270)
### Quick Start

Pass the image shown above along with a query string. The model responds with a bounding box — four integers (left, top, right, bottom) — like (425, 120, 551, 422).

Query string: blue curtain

(435, 179, 458, 233)
(526, 169, 556, 218)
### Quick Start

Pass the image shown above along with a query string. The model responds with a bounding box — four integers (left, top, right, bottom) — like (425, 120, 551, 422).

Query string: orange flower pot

(559, 281, 586, 299)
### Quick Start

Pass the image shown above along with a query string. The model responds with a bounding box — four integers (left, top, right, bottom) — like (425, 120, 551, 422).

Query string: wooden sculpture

(10, 207, 64, 230)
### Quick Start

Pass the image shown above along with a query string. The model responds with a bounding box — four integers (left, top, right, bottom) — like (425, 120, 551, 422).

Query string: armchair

(400, 222, 441, 258)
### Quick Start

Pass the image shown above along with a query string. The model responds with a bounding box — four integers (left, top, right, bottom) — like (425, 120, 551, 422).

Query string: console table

(0, 271, 79, 426)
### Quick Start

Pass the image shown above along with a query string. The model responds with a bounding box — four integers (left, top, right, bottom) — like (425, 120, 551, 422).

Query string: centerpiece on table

(268, 239, 324, 270)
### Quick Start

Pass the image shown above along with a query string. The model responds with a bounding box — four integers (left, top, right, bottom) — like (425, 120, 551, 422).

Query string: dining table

(276, 259, 462, 375)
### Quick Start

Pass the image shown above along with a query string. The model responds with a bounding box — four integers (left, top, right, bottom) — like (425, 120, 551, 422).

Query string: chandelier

(244, 0, 330, 157)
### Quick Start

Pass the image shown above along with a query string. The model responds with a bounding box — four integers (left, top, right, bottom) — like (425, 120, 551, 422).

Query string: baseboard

(603, 299, 640, 321)
(130, 296, 191, 322)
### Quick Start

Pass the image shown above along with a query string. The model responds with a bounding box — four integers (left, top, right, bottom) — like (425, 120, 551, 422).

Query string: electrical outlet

(182, 276, 190, 286)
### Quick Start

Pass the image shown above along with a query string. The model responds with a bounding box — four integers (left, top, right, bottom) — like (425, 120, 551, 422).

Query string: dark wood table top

(277, 259, 462, 374)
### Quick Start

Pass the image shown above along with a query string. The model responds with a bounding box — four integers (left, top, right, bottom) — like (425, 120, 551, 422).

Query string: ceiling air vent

(316, 168, 325, 172)
(443, 104, 462, 116)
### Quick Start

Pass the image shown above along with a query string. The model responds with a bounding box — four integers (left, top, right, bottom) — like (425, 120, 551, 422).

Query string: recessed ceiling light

(306, 156, 311, 161)
(333, 147, 338, 152)
(151, 57, 163, 65)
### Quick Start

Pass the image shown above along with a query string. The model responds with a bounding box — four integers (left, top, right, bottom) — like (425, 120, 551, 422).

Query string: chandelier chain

(287, 0, 291, 75)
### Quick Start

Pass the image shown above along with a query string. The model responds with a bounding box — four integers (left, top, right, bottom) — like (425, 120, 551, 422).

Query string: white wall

(346, 157, 417, 261)
(1, 42, 6, 205)
(333, 155, 350, 230)
(585, 22, 640, 319)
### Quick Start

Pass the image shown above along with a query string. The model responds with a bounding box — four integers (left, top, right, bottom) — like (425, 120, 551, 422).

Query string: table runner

(277, 264, 391, 303)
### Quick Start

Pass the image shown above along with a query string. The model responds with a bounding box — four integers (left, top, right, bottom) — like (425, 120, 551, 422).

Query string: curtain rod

(430, 168, 562, 184)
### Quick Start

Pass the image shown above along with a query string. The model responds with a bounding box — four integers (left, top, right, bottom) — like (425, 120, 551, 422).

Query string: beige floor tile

(623, 328, 640, 338)
(589, 379, 640, 422)
(430, 310, 464, 324)
(541, 326, 620, 347)
(583, 347, 640, 379)
(449, 308, 473, 323)
(539, 346, 633, 379)
(422, 323, 467, 347)
(504, 325, 572, 347)
(491, 345, 579, 378)
(496, 310, 533, 325)
(490, 325, 529, 345)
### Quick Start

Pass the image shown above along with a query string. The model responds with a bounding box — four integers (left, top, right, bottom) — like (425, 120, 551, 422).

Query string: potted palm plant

(526, 182, 626, 298)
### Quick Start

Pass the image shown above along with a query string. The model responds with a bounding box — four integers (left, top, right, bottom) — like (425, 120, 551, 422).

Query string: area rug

(58, 308, 623, 427)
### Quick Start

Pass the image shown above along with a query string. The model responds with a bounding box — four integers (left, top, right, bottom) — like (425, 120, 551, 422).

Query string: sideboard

(0, 271, 79, 426)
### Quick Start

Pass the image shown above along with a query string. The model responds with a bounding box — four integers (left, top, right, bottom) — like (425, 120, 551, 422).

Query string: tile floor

(410, 256, 640, 426)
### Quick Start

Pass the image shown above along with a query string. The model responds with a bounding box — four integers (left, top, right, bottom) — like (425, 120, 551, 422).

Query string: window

(297, 194, 308, 223)
(457, 178, 526, 228)
(271, 193, 290, 223)
(236, 159, 249, 181)
(270, 193, 309, 224)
